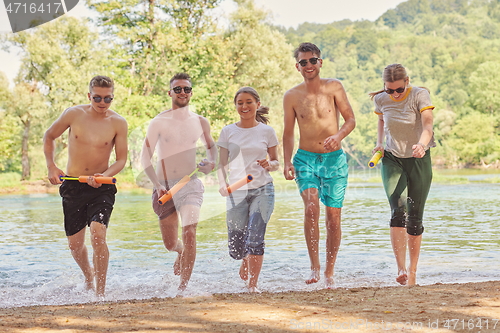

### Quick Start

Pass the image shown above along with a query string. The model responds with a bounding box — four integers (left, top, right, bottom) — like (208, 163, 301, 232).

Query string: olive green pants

(381, 150, 432, 236)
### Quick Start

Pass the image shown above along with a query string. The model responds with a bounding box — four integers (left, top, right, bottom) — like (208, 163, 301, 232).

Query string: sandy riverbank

(1, 281, 499, 332)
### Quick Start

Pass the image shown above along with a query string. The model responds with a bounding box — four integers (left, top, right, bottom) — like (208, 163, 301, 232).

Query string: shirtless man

(283, 43, 356, 288)
(44, 75, 128, 297)
(140, 73, 216, 293)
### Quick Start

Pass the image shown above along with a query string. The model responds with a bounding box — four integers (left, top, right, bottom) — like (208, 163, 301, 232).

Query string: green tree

(4, 83, 47, 179)
(448, 112, 499, 166)
(224, 0, 298, 155)
(3, 17, 106, 178)
(87, 0, 236, 131)
(227, 0, 296, 108)
(7, 16, 104, 115)
(468, 61, 500, 114)
(0, 71, 8, 105)
(0, 72, 21, 173)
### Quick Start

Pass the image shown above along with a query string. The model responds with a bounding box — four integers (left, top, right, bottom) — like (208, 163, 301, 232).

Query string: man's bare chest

(161, 122, 202, 147)
(295, 94, 337, 120)
(70, 121, 115, 148)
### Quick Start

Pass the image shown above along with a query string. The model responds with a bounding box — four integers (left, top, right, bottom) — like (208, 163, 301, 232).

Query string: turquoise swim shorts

(293, 149, 348, 208)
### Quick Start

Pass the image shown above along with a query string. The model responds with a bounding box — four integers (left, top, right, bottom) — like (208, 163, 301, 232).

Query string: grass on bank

(0, 172, 25, 189)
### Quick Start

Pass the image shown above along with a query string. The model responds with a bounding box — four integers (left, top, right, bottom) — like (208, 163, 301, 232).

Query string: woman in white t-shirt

(369, 63, 434, 287)
(217, 87, 279, 293)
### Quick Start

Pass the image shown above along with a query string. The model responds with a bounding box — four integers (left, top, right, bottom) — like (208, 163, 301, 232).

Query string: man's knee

(68, 240, 84, 252)
(90, 222, 107, 245)
(301, 187, 319, 202)
(182, 224, 197, 244)
(67, 228, 86, 251)
(325, 206, 341, 219)
(303, 197, 320, 220)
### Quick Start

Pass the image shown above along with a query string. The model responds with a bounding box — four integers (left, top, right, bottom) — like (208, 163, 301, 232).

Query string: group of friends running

(43, 42, 434, 297)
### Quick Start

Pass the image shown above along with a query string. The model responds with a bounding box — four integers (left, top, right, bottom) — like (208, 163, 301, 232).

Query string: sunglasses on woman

(384, 86, 406, 95)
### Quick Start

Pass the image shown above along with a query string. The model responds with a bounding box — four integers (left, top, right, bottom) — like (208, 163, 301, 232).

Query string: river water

(1, 170, 499, 308)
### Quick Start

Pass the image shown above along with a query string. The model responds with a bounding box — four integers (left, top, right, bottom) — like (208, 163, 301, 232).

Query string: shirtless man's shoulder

(284, 78, 343, 102)
(284, 82, 305, 98)
(322, 78, 343, 88)
(63, 104, 125, 125)
(197, 114, 210, 127)
(102, 109, 127, 130)
(61, 104, 86, 120)
(150, 109, 208, 127)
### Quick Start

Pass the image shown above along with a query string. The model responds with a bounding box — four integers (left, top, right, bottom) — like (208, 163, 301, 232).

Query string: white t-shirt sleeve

(267, 127, 279, 148)
(217, 126, 229, 149)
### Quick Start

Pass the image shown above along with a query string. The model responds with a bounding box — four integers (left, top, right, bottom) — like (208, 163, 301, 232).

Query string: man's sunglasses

(298, 57, 320, 67)
(172, 86, 193, 94)
(91, 96, 113, 103)
(384, 86, 406, 95)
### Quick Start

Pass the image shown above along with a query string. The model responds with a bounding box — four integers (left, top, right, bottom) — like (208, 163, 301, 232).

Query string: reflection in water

(0, 181, 499, 307)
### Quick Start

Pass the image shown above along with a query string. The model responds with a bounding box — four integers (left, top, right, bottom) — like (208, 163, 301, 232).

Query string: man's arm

(140, 120, 164, 190)
(323, 80, 356, 151)
(102, 116, 128, 177)
(199, 116, 216, 174)
(43, 109, 72, 185)
(282, 90, 296, 180)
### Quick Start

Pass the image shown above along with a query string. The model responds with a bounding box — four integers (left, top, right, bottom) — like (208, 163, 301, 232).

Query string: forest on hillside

(0, 0, 499, 181)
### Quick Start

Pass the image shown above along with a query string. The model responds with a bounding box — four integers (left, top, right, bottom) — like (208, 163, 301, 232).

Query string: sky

(0, 0, 406, 86)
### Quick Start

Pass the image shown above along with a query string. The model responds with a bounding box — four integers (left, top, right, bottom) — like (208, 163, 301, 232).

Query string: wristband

(417, 142, 427, 149)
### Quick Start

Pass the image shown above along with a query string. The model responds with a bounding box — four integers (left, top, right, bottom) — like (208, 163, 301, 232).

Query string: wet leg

(67, 228, 95, 292)
(301, 188, 321, 284)
(90, 221, 108, 297)
(177, 205, 200, 291)
(407, 234, 422, 286)
(239, 256, 249, 281)
(247, 254, 263, 292)
(324, 206, 341, 289)
(391, 227, 408, 285)
(159, 213, 183, 275)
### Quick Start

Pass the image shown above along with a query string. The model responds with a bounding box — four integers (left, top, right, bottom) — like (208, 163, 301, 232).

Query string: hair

(234, 87, 270, 124)
(293, 42, 321, 61)
(170, 73, 191, 86)
(369, 64, 430, 99)
(89, 75, 114, 92)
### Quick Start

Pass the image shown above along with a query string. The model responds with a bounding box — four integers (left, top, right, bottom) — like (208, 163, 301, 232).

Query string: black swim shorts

(59, 180, 117, 236)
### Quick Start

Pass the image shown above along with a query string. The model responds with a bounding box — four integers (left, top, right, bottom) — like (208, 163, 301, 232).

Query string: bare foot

(178, 279, 188, 293)
(306, 270, 320, 284)
(239, 258, 249, 281)
(175, 289, 185, 298)
(247, 286, 261, 293)
(396, 269, 408, 285)
(407, 271, 416, 286)
(324, 275, 335, 289)
(173, 252, 182, 276)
